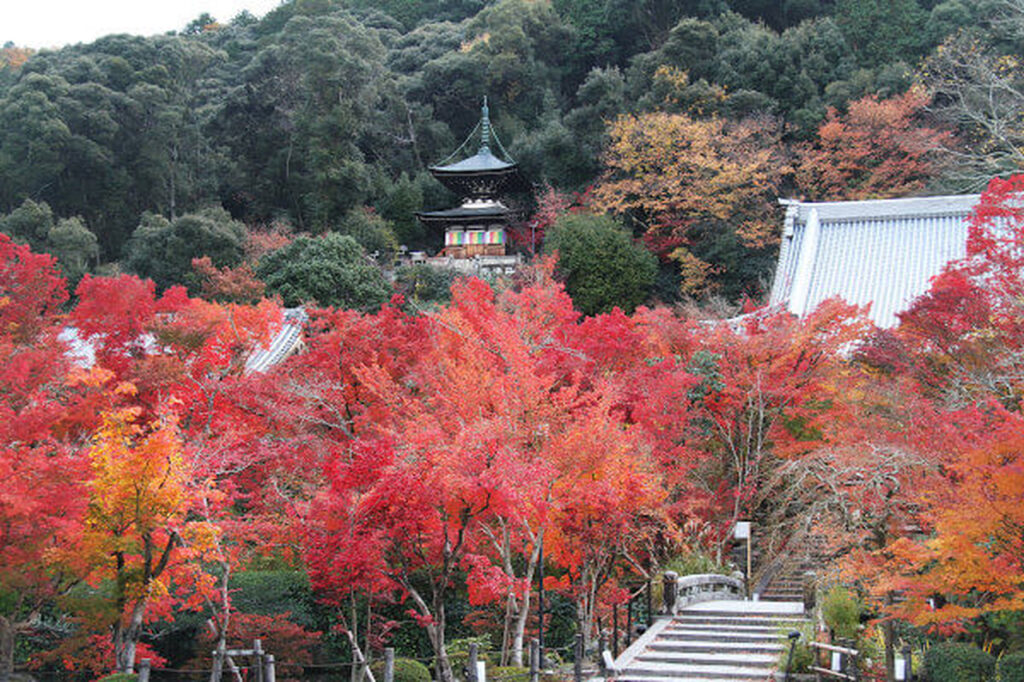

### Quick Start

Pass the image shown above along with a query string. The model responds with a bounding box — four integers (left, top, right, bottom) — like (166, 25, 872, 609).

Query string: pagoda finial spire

(480, 96, 491, 153)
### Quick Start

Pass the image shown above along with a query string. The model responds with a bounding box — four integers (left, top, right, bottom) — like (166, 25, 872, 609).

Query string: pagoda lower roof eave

(416, 206, 512, 224)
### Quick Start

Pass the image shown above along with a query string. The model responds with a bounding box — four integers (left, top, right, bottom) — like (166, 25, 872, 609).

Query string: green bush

(821, 585, 860, 640)
(96, 674, 138, 682)
(998, 651, 1024, 682)
(486, 664, 563, 682)
(543, 212, 657, 316)
(776, 622, 816, 674)
(446, 635, 494, 679)
(394, 263, 456, 305)
(488, 665, 527, 680)
(923, 642, 995, 681)
(257, 232, 391, 310)
(662, 552, 731, 577)
(369, 657, 431, 682)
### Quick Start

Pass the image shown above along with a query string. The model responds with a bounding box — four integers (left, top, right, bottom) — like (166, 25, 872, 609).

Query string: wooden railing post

(138, 659, 151, 682)
(612, 603, 619, 658)
(573, 634, 583, 682)
(264, 654, 276, 682)
(384, 648, 395, 682)
(468, 642, 479, 682)
(626, 588, 634, 646)
(253, 639, 264, 682)
(645, 578, 653, 626)
(663, 571, 678, 614)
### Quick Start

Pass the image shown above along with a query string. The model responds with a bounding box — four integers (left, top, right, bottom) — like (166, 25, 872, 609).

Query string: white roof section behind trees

(59, 307, 307, 374)
(768, 194, 981, 328)
(244, 308, 308, 373)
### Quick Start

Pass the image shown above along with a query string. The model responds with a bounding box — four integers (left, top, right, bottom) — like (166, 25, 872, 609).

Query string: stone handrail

(663, 572, 746, 613)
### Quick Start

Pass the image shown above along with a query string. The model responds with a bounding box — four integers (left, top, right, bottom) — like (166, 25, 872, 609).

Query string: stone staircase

(755, 533, 826, 603)
(610, 600, 808, 682)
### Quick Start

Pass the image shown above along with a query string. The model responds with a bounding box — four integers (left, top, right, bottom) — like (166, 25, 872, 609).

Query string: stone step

(615, 660, 775, 680)
(612, 601, 803, 682)
(636, 651, 778, 666)
(658, 630, 784, 644)
(670, 616, 806, 628)
(647, 640, 784, 655)
(681, 601, 805, 615)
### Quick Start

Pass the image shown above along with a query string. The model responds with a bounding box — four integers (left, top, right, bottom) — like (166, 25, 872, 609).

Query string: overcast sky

(4, 0, 285, 50)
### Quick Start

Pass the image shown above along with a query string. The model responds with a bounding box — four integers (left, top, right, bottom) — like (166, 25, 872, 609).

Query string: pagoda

(417, 99, 522, 259)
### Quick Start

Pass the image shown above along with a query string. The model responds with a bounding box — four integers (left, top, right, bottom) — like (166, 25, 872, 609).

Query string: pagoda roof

(430, 147, 516, 174)
(428, 98, 519, 190)
(417, 201, 512, 224)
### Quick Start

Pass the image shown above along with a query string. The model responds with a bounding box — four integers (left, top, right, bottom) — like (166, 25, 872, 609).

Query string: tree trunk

(883, 592, 896, 682)
(0, 614, 16, 682)
(509, 530, 543, 667)
(429, 597, 453, 682)
(114, 600, 148, 673)
(405, 585, 453, 682)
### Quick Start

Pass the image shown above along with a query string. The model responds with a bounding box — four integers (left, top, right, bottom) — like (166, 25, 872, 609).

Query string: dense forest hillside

(0, 0, 1019, 303)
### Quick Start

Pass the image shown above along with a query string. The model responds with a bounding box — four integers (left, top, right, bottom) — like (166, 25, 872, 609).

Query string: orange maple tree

(794, 88, 950, 201)
(71, 404, 220, 673)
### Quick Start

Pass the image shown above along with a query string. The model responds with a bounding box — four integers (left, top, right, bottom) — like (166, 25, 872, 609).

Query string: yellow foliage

(592, 112, 787, 251)
(461, 32, 491, 53)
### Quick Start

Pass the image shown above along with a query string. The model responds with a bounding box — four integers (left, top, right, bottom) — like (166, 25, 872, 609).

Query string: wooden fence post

(529, 638, 539, 682)
(384, 647, 395, 682)
(253, 639, 264, 682)
(663, 571, 678, 615)
(573, 634, 583, 682)
(468, 642, 479, 682)
(612, 604, 619, 658)
(264, 654, 276, 682)
(138, 658, 151, 682)
(646, 577, 652, 625)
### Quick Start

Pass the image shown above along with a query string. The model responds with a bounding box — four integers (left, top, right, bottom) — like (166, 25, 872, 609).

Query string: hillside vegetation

(2, 0, 1019, 301)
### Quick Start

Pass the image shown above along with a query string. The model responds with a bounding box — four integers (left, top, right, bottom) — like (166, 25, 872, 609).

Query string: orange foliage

(192, 256, 265, 304)
(0, 45, 33, 70)
(795, 88, 950, 201)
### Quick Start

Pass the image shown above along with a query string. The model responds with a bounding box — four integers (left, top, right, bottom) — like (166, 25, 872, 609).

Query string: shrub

(446, 635, 494, 678)
(821, 585, 860, 640)
(96, 675, 138, 682)
(662, 552, 731, 577)
(369, 657, 431, 682)
(923, 642, 995, 681)
(776, 622, 816, 674)
(257, 233, 390, 310)
(488, 665, 528, 681)
(998, 651, 1024, 682)
(543, 212, 656, 316)
(394, 263, 456, 305)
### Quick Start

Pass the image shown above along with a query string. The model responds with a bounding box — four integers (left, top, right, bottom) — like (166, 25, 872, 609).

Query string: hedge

(923, 643, 995, 681)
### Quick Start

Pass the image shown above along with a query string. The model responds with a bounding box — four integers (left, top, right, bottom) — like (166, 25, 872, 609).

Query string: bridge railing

(663, 572, 746, 613)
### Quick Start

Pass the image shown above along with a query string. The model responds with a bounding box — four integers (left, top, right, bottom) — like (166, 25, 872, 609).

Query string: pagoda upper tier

(428, 99, 522, 199)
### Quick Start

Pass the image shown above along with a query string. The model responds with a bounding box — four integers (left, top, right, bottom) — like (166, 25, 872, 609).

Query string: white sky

(3, 0, 286, 50)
